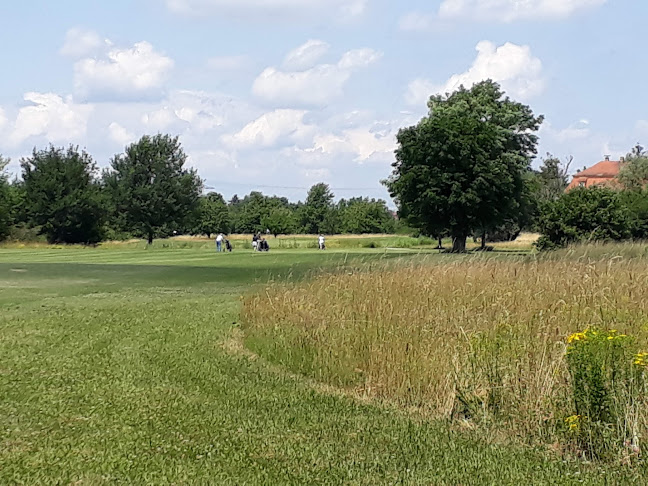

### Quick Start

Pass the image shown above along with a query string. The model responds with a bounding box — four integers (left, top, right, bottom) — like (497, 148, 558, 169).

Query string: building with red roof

(566, 156, 623, 191)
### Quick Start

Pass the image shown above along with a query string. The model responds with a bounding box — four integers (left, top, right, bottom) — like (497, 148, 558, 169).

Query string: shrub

(565, 328, 646, 460)
(536, 187, 632, 250)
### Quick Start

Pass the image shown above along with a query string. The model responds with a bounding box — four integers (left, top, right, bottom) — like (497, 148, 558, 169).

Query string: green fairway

(0, 248, 642, 484)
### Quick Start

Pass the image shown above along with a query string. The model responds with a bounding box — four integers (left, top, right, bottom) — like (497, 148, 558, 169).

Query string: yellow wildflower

(567, 332, 586, 344)
(634, 352, 648, 367)
(565, 415, 583, 431)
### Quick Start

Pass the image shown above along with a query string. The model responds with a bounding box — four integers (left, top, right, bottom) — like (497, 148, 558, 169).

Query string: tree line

(2, 81, 646, 249)
(0, 135, 397, 244)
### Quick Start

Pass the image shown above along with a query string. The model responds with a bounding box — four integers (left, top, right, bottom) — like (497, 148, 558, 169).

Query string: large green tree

(21, 146, 105, 244)
(300, 183, 335, 234)
(193, 192, 230, 238)
(104, 135, 202, 244)
(338, 197, 396, 234)
(261, 207, 296, 237)
(385, 80, 543, 252)
(230, 191, 290, 234)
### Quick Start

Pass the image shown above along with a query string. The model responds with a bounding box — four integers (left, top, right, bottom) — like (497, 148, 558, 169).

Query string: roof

(565, 159, 623, 191)
(573, 160, 621, 178)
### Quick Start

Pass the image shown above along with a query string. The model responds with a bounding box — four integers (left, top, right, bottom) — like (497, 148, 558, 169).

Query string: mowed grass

(0, 245, 640, 484)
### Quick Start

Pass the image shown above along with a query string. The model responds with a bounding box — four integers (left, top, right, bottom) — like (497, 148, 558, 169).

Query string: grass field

(1, 243, 645, 484)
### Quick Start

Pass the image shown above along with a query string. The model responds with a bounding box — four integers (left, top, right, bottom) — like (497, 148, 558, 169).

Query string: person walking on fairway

(216, 233, 224, 252)
(318, 234, 325, 250)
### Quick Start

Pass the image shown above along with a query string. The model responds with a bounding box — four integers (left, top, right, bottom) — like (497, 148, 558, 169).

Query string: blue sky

(1, 0, 646, 204)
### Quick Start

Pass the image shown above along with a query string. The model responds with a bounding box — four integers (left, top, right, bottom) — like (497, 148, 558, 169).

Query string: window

(579, 181, 586, 188)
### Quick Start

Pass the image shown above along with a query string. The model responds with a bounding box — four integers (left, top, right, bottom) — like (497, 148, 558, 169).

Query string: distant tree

(385, 80, 543, 252)
(262, 207, 296, 237)
(193, 192, 230, 237)
(233, 191, 269, 233)
(535, 153, 572, 202)
(536, 187, 632, 250)
(21, 146, 105, 244)
(338, 197, 396, 234)
(619, 144, 648, 191)
(104, 134, 203, 244)
(0, 155, 11, 241)
(301, 183, 335, 234)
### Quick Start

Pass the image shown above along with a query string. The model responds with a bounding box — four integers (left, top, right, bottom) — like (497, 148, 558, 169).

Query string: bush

(536, 187, 632, 250)
(565, 328, 646, 460)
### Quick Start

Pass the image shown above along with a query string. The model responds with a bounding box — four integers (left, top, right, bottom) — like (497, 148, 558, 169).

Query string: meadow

(1, 241, 646, 484)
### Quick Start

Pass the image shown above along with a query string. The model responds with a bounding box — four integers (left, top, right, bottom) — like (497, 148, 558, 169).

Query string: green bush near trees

(536, 187, 634, 250)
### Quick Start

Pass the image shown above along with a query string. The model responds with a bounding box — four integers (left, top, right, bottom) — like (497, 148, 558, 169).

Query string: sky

(1, 0, 646, 204)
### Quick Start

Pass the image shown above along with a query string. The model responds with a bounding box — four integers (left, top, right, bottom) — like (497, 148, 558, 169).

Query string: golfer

(216, 233, 224, 252)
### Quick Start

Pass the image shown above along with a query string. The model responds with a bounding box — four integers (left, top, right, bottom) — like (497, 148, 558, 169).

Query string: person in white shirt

(318, 234, 325, 250)
(216, 233, 224, 252)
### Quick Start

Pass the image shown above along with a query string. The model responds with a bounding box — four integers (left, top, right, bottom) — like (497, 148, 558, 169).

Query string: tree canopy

(385, 80, 543, 252)
(104, 135, 203, 244)
(300, 183, 334, 234)
(21, 146, 105, 244)
(193, 192, 230, 237)
(619, 144, 648, 191)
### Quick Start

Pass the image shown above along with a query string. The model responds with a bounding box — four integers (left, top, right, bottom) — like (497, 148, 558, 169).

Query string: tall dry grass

(242, 244, 648, 451)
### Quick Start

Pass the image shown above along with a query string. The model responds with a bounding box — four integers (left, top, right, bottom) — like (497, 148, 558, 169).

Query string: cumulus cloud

(139, 90, 250, 135)
(74, 41, 174, 102)
(253, 45, 382, 106)
(401, 0, 607, 29)
(9, 93, 93, 146)
(60, 28, 104, 58)
(308, 125, 395, 162)
(222, 109, 315, 149)
(164, 0, 367, 19)
(108, 122, 136, 147)
(405, 41, 544, 105)
(283, 40, 330, 71)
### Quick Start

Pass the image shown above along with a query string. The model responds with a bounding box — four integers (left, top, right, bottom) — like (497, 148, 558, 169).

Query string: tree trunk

(481, 230, 486, 250)
(451, 235, 467, 253)
(436, 237, 444, 250)
(147, 232, 154, 245)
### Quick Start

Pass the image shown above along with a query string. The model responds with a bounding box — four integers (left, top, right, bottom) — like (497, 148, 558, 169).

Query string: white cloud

(139, 90, 248, 135)
(406, 41, 544, 106)
(442, 0, 605, 23)
(223, 109, 314, 149)
(60, 28, 104, 58)
(283, 40, 330, 71)
(309, 125, 395, 162)
(9, 93, 93, 146)
(74, 41, 174, 102)
(165, 0, 367, 19)
(253, 46, 382, 106)
(207, 55, 250, 71)
(108, 122, 136, 147)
